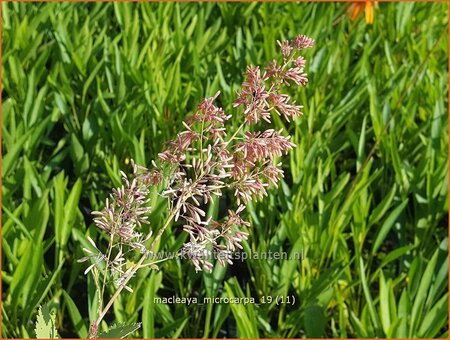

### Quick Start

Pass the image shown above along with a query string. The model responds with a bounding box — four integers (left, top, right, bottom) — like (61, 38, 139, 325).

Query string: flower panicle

(91, 161, 161, 242)
(85, 33, 313, 274)
(234, 34, 313, 125)
(153, 34, 312, 271)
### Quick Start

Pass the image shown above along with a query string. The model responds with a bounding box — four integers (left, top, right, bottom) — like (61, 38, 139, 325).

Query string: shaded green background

(2, 2, 448, 338)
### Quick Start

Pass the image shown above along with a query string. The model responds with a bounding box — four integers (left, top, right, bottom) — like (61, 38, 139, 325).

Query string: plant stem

(203, 303, 213, 338)
(90, 210, 177, 338)
(93, 254, 146, 334)
(99, 234, 114, 310)
(225, 122, 245, 146)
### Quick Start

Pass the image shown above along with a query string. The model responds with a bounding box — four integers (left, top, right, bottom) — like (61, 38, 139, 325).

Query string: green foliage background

(2, 2, 448, 338)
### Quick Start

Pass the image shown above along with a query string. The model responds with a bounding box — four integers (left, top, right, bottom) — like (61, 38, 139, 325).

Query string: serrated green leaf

(35, 304, 58, 339)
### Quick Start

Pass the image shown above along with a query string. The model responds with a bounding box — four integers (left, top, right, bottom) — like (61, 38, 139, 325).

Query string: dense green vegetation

(2, 2, 448, 338)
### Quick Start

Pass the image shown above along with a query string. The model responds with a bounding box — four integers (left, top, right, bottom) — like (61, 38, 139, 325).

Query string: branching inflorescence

(80, 34, 314, 337)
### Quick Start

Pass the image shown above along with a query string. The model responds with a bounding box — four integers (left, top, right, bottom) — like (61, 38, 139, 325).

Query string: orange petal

(365, 2, 374, 24)
(349, 3, 365, 21)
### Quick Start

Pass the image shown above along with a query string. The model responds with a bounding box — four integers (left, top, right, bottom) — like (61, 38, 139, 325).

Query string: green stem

(90, 210, 177, 338)
(225, 122, 245, 146)
(203, 303, 213, 338)
(99, 234, 114, 310)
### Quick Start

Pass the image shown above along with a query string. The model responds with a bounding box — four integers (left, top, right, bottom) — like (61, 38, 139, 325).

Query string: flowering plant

(80, 34, 314, 338)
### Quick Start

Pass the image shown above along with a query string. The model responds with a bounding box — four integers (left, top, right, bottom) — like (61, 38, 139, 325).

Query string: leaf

(304, 304, 326, 337)
(395, 289, 410, 338)
(380, 244, 415, 268)
(35, 304, 58, 339)
(70, 133, 89, 174)
(26, 190, 50, 243)
(25, 261, 64, 320)
(62, 291, 88, 338)
(372, 200, 408, 254)
(82, 59, 104, 104)
(417, 294, 448, 338)
(10, 240, 43, 311)
(409, 249, 440, 337)
(358, 257, 381, 335)
(2, 205, 32, 240)
(349, 311, 368, 338)
(56, 178, 82, 249)
(2, 129, 31, 178)
(379, 271, 391, 335)
(53, 171, 66, 242)
(154, 318, 189, 338)
(142, 271, 159, 338)
(278, 237, 303, 297)
(98, 323, 141, 338)
(224, 279, 259, 338)
(368, 184, 397, 227)
(356, 116, 367, 171)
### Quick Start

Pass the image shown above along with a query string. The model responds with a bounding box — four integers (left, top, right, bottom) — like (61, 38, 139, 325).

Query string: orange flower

(349, 1, 375, 24)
